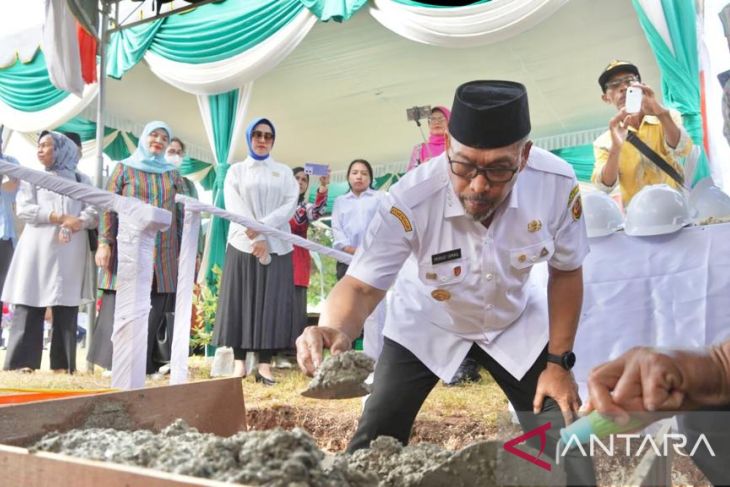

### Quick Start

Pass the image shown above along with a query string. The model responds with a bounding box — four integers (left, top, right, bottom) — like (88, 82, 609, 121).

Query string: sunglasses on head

(252, 130, 274, 141)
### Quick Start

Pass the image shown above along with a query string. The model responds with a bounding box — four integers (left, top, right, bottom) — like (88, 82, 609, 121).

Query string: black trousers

(3, 304, 78, 373)
(347, 337, 596, 486)
(0, 239, 13, 314)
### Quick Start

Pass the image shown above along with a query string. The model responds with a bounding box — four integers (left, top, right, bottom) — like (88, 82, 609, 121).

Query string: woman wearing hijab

(88, 121, 185, 375)
(2, 132, 98, 373)
(289, 167, 328, 343)
(406, 106, 451, 171)
(213, 118, 298, 385)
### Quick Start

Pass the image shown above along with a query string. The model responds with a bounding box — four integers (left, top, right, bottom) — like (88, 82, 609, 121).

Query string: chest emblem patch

(528, 220, 542, 233)
(431, 289, 451, 301)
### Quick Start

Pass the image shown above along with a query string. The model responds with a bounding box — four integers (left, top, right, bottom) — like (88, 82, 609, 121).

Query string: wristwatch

(546, 351, 576, 371)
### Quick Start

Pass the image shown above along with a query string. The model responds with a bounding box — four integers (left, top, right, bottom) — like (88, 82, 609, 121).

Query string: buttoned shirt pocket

(418, 258, 468, 287)
(510, 240, 555, 271)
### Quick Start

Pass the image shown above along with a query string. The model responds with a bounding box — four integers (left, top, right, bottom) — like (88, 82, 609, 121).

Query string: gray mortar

(31, 420, 505, 486)
(308, 350, 374, 389)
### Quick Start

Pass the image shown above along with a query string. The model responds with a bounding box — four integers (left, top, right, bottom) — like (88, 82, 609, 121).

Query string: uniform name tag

(431, 249, 461, 265)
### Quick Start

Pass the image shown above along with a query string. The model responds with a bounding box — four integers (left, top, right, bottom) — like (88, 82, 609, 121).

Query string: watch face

(563, 352, 576, 369)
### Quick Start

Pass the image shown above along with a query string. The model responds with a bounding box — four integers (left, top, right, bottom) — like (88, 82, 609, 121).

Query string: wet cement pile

(30, 420, 475, 486)
(308, 350, 374, 390)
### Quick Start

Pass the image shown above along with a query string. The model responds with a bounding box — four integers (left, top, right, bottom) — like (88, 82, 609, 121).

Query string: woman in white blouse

(331, 158, 386, 361)
(2, 132, 97, 373)
(213, 118, 298, 385)
(332, 159, 382, 280)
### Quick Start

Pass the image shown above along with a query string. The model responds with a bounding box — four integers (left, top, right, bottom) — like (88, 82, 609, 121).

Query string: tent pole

(87, 0, 110, 375)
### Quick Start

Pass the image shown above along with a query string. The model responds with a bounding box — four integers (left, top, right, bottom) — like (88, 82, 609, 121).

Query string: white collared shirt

(224, 156, 299, 255)
(331, 187, 383, 251)
(348, 149, 589, 381)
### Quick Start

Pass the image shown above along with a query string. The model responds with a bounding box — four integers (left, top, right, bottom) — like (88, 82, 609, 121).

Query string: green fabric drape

(632, 0, 709, 184)
(205, 89, 240, 287)
(180, 159, 216, 190)
(107, 0, 367, 79)
(550, 145, 595, 183)
(0, 51, 69, 111)
(56, 116, 115, 140)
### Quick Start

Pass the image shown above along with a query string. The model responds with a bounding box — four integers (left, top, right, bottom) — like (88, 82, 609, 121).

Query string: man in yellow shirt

(592, 60, 693, 206)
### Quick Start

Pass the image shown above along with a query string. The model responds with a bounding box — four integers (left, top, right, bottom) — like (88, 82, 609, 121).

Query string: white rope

(176, 194, 353, 264)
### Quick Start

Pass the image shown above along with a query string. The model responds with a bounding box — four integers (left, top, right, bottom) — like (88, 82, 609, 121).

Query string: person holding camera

(406, 106, 451, 171)
(592, 60, 693, 206)
(297, 80, 595, 485)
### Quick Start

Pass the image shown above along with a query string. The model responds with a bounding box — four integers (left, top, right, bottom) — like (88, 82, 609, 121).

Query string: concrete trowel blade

(300, 380, 371, 400)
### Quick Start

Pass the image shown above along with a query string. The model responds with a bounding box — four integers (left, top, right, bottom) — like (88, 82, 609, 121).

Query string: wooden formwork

(0, 378, 248, 487)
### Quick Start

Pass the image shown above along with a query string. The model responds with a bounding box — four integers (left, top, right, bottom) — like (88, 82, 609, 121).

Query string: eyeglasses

(605, 75, 639, 91)
(252, 130, 274, 141)
(447, 150, 519, 184)
(428, 116, 447, 124)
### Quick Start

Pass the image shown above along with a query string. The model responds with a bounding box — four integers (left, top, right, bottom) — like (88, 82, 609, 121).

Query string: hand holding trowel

(300, 350, 374, 400)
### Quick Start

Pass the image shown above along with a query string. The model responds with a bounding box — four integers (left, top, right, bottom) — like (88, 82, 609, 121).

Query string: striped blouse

(98, 163, 185, 292)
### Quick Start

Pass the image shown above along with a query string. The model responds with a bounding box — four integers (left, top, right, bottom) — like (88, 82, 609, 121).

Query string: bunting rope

(176, 194, 353, 265)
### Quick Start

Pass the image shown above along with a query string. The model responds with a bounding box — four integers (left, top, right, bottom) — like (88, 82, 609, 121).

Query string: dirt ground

(0, 355, 712, 486)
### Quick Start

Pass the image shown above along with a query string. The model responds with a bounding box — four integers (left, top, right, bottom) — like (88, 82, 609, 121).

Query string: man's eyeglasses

(447, 151, 518, 184)
(252, 130, 274, 141)
(605, 75, 640, 91)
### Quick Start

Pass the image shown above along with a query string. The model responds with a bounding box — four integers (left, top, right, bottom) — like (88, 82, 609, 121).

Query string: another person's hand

(95, 243, 112, 269)
(296, 326, 352, 376)
(584, 347, 686, 424)
(251, 240, 268, 260)
(245, 228, 260, 240)
(533, 364, 582, 426)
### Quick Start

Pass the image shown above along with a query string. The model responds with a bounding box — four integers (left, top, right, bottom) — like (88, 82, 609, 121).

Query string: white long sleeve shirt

(331, 188, 383, 251)
(224, 157, 299, 255)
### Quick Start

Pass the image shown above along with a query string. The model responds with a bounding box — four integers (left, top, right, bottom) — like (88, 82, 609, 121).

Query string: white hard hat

(582, 191, 624, 238)
(624, 184, 692, 236)
(689, 177, 730, 221)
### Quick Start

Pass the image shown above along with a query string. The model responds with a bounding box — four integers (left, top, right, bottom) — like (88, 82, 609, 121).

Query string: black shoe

(255, 371, 276, 386)
(444, 357, 481, 386)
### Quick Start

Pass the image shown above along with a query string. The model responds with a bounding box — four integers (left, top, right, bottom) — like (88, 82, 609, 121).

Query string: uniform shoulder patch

(567, 184, 580, 207)
(571, 194, 583, 221)
(389, 206, 413, 232)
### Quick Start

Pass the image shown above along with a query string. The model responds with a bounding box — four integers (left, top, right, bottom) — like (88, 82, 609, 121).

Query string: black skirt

(213, 245, 294, 351)
(292, 285, 308, 343)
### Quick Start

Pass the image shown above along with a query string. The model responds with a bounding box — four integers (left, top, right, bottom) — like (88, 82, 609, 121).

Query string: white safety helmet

(582, 191, 624, 238)
(624, 184, 692, 236)
(689, 177, 730, 222)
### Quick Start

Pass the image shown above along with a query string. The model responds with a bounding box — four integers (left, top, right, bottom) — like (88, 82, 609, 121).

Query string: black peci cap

(448, 80, 531, 149)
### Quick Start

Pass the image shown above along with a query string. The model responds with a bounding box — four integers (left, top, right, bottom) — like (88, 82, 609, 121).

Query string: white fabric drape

(0, 160, 172, 390)
(196, 83, 253, 166)
(43, 0, 84, 97)
(0, 82, 98, 132)
(369, 0, 568, 48)
(636, 0, 675, 56)
(144, 9, 317, 96)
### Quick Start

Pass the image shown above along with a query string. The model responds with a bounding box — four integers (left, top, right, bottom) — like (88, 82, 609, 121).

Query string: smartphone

(625, 86, 643, 114)
(304, 163, 329, 177)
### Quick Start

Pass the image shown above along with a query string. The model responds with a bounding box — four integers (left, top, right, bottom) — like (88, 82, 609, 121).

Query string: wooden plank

(0, 445, 244, 487)
(0, 378, 246, 447)
(628, 422, 673, 487)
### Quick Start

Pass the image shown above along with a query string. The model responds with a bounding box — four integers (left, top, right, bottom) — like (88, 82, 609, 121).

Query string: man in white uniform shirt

(297, 80, 595, 485)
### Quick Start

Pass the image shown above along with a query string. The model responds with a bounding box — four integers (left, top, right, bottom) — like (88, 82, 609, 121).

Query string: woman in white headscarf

(88, 121, 185, 375)
(2, 132, 98, 373)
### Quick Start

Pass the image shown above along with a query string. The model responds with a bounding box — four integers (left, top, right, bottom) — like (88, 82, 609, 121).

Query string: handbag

(74, 172, 99, 252)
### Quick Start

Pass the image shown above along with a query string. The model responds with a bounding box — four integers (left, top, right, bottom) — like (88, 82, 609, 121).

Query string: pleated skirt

(292, 285, 308, 343)
(213, 245, 294, 351)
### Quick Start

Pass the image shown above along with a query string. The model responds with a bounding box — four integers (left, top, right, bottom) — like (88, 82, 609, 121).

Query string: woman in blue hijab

(213, 117, 299, 385)
(2, 132, 98, 373)
(88, 121, 186, 375)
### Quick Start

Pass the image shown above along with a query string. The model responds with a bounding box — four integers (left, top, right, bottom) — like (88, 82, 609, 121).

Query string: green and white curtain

(369, 0, 568, 47)
(632, 0, 710, 185)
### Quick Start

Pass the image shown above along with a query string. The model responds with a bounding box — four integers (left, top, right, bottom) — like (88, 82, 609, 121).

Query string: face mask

(166, 154, 183, 167)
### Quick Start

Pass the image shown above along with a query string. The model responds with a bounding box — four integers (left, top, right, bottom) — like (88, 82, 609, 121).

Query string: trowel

(300, 379, 371, 399)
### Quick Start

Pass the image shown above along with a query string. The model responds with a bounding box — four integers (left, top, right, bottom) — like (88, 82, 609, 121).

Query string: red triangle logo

(503, 422, 552, 471)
